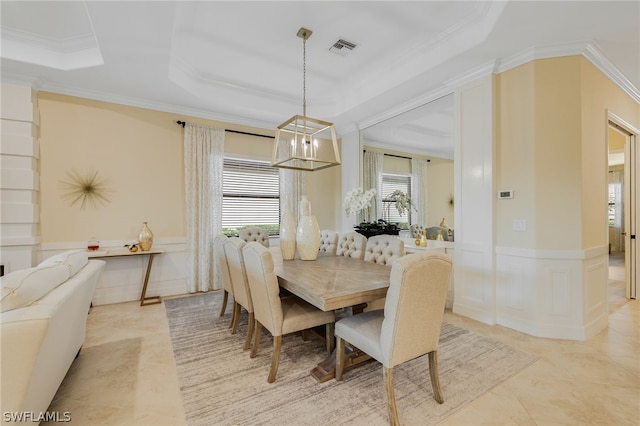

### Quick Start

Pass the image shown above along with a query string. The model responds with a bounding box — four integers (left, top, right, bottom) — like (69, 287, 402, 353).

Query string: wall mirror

(359, 93, 455, 234)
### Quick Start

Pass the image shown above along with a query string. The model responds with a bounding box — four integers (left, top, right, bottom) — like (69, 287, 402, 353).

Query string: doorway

(608, 112, 638, 306)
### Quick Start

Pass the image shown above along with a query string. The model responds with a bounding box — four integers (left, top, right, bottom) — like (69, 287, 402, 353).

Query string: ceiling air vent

(329, 38, 358, 56)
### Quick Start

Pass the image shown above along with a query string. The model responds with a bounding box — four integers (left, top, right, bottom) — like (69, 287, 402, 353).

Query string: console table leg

(140, 253, 161, 306)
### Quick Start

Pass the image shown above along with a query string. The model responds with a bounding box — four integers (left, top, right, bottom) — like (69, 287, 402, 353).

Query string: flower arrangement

(344, 187, 377, 217)
(385, 189, 415, 217)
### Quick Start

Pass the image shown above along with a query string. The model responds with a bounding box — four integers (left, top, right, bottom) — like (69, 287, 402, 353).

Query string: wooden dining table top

(270, 248, 391, 312)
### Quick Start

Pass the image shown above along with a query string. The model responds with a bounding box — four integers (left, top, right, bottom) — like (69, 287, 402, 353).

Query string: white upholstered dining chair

(242, 242, 336, 383)
(363, 235, 406, 311)
(238, 228, 270, 247)
(213, 234, 236, 327)
(364, 235, 405, 266)
(319, 229, 339, 255)
(335, 251, 452, 426)
(223, 237, 254, 350)
(336, 232, 367, 259)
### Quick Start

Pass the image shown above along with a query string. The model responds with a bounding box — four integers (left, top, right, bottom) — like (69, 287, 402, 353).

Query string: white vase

(296, 215, 320, 260)
(280, 196, 296, 260)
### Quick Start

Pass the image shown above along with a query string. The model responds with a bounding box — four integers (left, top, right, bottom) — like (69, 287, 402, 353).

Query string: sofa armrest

(0, 260, 105, 422)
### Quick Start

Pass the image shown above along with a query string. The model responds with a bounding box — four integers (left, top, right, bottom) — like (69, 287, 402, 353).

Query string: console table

(88, 248, 165, 306)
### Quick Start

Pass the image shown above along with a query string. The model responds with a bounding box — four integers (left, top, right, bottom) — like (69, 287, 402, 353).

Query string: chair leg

(267, 335, 282, 383)
(335, 337, 345, 381)
(228, 299, 237, 329)
(428, 351, 445, 404)
(383, 366, 400, 426)
(219, 290, 228, 317)
(250, 321, 262, 358)
(243, 312, 255, 350)
(231, 302, 241, 334)
(325, 322, 335, 353)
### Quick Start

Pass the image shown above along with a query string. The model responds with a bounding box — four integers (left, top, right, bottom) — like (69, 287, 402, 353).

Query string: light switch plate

(513, 219, 526, 231)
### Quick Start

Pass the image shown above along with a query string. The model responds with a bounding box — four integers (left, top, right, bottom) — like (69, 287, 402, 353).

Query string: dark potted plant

(354, 219, 399, 238)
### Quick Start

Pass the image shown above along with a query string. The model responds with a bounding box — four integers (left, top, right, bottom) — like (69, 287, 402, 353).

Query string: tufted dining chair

(223, 237, 255, 351)
(410, 224, 426, 239)
(425, 226, 452, 241)
(362, 235, 406, 311)
(242, 242, 336, 383)
(213, 234, 236, 327)
(336, 232, 367, 259)
(238, 228, 270, 247)
(335, 252, 453, 426)
(319, 230, 339, 255)
(364, 235, 405, 266)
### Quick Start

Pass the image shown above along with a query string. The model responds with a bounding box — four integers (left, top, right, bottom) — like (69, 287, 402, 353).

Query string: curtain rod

(176, 121, 273, 139)
(363, 150, 430, 162)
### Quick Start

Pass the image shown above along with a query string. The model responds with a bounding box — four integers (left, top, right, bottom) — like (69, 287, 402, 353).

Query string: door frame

(608, 111, 639, 299)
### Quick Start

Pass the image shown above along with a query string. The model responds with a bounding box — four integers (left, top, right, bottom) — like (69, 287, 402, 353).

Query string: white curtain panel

(277, 138, 307, 224)
(184, 123, 225, 293)
(363, 151, 383, 223)
(411, 158, 429, 226)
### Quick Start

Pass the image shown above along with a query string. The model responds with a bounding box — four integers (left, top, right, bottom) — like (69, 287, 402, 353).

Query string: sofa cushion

(38, 249, 88, 277)
(0, 264, 70, 313)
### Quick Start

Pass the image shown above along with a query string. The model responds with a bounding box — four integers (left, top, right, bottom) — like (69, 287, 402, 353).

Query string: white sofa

(1, 250, 105, 425)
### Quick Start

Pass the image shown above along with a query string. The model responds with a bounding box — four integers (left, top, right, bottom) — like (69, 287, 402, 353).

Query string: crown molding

(584, 42, 640, 104)
(351, 41, 639, 135)
(19, 80, 277, 131)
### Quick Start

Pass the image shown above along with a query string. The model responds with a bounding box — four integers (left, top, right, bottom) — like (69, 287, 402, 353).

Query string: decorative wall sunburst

(60, 169, 113, 210)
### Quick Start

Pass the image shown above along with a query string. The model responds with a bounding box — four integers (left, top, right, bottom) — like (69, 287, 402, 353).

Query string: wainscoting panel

(546, 268, 572, 316)
(494, 245, 609, 340)
(453, 244, 496, 325)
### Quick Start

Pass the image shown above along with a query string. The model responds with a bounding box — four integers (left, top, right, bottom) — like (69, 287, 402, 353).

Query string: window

(222, 158, 280, 236)
(609, 182, 622, 226)
(381, 173, 412, 228)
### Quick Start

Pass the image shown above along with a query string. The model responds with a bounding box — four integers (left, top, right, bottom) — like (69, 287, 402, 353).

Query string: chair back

(238, 228, 270, 247)
(223, 237, 253, 311)
(364, 235, 405, 266)
(213, 234, 232, 294)
(425, 226, 451, 241)
(319, 230, 339, 255)
(410, 224, 425, 239)
(336, 232, 367, 259)
(380, 252, 452, 367)
(242, 242, 283, 336)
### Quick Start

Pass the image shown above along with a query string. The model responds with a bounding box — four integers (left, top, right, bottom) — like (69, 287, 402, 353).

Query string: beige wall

(580, 57, 640, 248)
(39, 93, 185, 243)
(496, 56, 639, 250)
(37, 92, 340, 244)
(427, 158, 454, 227)
(608, 126, 626, 152)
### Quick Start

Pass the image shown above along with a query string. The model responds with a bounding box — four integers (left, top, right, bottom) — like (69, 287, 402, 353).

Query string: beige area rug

(165, 292, 539, 426)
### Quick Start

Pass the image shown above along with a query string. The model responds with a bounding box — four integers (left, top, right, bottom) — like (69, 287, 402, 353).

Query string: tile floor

(45, 254, 639, 425)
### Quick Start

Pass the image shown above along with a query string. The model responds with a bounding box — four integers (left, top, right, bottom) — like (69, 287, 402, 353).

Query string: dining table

(270, 248, 392, 382)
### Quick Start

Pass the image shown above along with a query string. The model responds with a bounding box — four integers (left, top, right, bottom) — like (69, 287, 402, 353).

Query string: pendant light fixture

(271, 27, 341, 172)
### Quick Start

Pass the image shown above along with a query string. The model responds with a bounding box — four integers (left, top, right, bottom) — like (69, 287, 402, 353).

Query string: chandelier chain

(302, 34, 307, 118)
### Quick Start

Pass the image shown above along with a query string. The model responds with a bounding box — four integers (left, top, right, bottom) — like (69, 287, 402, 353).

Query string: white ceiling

(2, 1, 638, 159)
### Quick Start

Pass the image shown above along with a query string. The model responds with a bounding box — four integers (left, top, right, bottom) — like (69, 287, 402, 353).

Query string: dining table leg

(310, 303, 372, 383)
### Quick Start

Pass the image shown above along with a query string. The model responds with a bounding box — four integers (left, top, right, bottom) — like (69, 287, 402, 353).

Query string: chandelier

(271, 27, 341, 172)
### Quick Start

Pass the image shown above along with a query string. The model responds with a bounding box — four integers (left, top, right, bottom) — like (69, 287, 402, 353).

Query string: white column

(452, 75, 497, 325)
(1, 83, 41, 272)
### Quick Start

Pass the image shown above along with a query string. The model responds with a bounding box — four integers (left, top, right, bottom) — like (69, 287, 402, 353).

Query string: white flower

(386, 190, 414, 217)
(344, 187, 376, 216)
